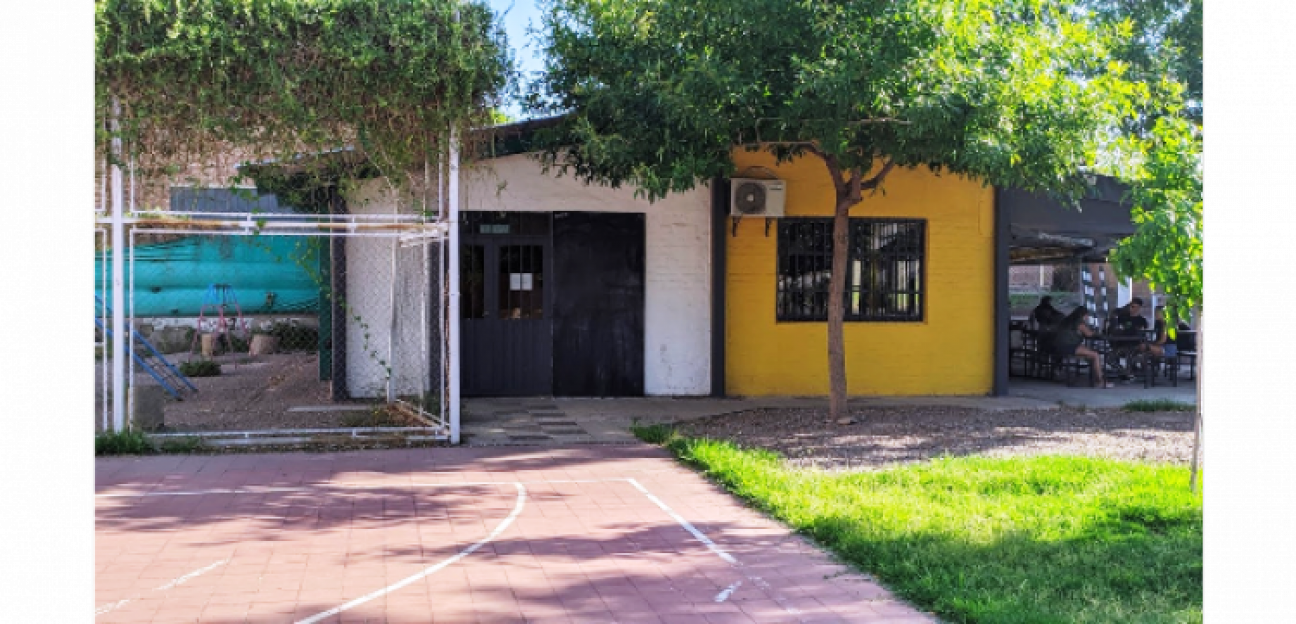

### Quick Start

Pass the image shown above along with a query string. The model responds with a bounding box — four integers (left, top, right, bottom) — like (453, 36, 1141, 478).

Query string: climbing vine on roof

(95, 0, 513, 202)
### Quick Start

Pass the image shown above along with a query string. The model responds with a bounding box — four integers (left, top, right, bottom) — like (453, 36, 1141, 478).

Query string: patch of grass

(630, 422, 678, 445)
(179, 359, 221, 377)
(655, 437, 1202, 624)
(1124, 398, 1197, 412)
(96, 429, 155, 456)
(97, 431, 212, 456)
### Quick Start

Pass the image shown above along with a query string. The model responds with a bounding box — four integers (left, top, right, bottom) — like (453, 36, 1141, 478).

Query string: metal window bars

(776, 218, 926, 322)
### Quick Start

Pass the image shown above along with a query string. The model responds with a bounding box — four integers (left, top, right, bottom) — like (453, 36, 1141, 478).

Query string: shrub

(179, 359, 221, 377)
(96, 429, 155, 456)
(266, 322, 319, 352)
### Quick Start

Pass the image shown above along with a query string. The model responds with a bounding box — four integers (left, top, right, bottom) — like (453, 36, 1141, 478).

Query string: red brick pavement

(96, 446, 937, 623)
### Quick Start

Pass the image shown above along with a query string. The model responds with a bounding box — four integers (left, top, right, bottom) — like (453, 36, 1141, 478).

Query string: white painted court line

(293, 482, 528, 624)
(626, 478, 738, 565)
(95, 559, 228, 617)
(97, 477, 801, 617)
(625, 478, 800, 617)
(715, 580, 742, 602)
(154, 559, 228, 591)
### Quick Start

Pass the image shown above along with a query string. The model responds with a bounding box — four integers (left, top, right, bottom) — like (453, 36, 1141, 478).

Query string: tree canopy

(528, 0, 1145, 201)
(529, 0, 1151, 415)
(96, 0, 513, 193)
(1109, 115, 1202, 321)
(1080, 0, 1201, 123)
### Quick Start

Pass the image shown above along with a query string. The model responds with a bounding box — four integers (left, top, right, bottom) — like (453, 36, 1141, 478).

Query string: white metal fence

(95, 211, 453, 441)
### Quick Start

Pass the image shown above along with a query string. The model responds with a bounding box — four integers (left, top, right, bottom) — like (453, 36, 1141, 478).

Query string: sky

(488, 0, 546, 120)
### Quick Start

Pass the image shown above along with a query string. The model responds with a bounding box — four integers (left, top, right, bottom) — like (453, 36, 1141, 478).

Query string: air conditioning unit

(730, 178, 786, 218)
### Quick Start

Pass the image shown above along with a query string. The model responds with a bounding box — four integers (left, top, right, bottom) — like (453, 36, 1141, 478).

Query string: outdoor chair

(1175, 330, 1199, 381)
(1009, 327, 1037, 377)
(1045, 352, 1094, 387)
(1032, 330, 1059, 380)
(1143, 350, 1180, 388)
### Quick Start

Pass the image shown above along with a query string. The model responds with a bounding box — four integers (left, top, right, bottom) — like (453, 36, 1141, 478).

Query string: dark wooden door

(552, 212, 645, 396)
(460, 214, 553, 396)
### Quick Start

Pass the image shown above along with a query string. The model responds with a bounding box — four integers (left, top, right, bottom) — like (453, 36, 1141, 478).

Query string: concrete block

(201, 333, 223, 357)
(250, 334, 279, 356)
(130, 385, 166, 432)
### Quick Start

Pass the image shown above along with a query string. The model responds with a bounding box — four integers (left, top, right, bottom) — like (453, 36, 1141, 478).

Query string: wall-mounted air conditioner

(730, 178, 786, 218)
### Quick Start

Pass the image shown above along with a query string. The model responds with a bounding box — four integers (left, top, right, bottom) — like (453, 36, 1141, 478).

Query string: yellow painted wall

(727, 150, 995, 395)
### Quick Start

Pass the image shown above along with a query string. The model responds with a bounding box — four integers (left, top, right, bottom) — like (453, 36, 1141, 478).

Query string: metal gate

(460, 212, 553, 396)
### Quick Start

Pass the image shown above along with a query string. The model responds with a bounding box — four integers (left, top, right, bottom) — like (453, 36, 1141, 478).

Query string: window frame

(775, 217, 927, 323)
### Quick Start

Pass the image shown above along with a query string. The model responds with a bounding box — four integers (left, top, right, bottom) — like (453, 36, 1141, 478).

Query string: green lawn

(634, 426, 1202, 624)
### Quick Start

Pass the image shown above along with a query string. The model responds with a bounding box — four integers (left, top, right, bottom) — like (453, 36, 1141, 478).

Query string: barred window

(776, 218, 925, 322)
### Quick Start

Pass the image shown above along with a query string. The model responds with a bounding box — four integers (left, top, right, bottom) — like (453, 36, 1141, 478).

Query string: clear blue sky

(488, 0, 545, 120)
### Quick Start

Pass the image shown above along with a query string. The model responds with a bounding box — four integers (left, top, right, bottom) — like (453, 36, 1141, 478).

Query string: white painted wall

(343, 181, 433, 399)
(462, 154, 713, 396)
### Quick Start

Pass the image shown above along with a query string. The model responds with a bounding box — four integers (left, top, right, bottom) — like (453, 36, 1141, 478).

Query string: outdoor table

(1100, 334, 1147, 379)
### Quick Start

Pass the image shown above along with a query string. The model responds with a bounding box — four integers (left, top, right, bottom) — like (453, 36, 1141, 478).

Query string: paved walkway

(97, 447, 938, 623)
(461, 378, 1197, 445)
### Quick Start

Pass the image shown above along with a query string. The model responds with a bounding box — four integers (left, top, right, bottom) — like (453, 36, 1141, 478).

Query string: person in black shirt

(1108, 297, 1149, 337)
(1032, 296, 1064, 329)
(1104, 298, 1150, 379)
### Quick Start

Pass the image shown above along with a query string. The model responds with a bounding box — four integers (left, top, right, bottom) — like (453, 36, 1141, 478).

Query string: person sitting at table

(1052, 306, 1111, 388)
(1107, 297, 1149, 337)
(1031, 295, 1064, 329)
(1145, 305, 1178, 358)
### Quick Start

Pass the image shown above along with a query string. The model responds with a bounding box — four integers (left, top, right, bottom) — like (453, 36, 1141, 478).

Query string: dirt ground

(95, 352, 383, 433)
(675, 405, 1196, 470)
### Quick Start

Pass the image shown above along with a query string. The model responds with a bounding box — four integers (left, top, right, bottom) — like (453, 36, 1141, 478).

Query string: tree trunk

(827, 195, 852, 420)
(1190, 308, 1203, 492)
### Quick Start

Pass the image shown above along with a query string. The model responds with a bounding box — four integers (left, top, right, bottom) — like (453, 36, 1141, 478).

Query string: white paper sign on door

(509, 273, 533, 291)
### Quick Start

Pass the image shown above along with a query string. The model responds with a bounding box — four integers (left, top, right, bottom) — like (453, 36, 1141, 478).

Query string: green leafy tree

(1110, 116, 1202, 324)
(1080, 0, 1202, 123)
(1108, 113, 1203, 491)
(530, 0, 1145, 418)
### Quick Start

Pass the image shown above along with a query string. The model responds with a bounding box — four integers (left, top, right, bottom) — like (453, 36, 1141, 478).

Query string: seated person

(1107, 297, 1149, 337)
(1031, 295, 1064, 329)
(1052, 306, 1111, 388)
(1145, 305, 1178, 358)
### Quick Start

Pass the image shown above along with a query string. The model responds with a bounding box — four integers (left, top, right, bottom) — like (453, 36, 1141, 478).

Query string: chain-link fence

(95, 217, 447, 438)
(95, 226, 112, 432)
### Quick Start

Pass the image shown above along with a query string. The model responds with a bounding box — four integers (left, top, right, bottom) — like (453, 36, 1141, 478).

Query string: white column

(438, 157, 449, 426)
(386, 236, 399, 403)
(448, 128, 461, 444)
(110, 98, 127, 431)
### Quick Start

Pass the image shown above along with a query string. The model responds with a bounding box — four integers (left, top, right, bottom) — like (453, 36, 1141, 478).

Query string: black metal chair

(1055, 354, 1094, 387)
(1010, 328, 1038, 378)
(1143, 350, 1180, 388)
(1175, 330, 1199, 381)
